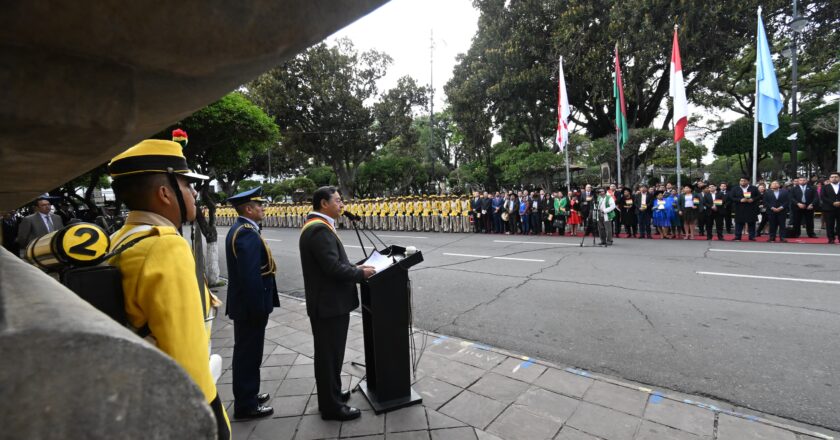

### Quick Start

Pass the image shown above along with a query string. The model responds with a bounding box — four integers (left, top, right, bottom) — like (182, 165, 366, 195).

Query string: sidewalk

(210, 288, 836, 440)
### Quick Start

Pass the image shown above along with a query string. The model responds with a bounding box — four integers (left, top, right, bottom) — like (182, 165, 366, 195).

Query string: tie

(801, 187, 806, 203)
(45, 215, 53, 232)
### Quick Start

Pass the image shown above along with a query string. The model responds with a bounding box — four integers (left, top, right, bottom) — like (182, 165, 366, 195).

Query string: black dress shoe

(341, 391, 351, 402)
(779, 239, 787, 243)
(748, 238, 756, 241)
(257, 393, 270, 405)
(321, 406, 361, 421)
(808, 234, 818, 238)
(234, 405, 274, 420)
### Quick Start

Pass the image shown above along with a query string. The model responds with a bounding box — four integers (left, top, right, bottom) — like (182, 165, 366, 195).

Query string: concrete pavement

(210, 287, 836, 439)
(214, 226, 840, 431)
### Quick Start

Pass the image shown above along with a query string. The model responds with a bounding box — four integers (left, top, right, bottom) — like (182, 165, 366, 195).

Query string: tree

(156, 92, 278, 285)
(714, 116, 795, 178)
(248, 39, 426, 198)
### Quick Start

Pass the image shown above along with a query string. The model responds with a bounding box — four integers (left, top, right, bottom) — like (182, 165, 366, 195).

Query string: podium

(357, 245, 424, 414)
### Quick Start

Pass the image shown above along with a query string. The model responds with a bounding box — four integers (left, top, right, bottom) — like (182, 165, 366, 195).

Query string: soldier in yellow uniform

(441, 196, 451, 232)
(460, 196, 471, 232)
(107, 139, 231, 439)
(420, 196, 431, 231)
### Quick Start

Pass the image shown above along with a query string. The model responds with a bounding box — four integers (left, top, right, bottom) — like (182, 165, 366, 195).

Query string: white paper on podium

(361, 250, 393, 274)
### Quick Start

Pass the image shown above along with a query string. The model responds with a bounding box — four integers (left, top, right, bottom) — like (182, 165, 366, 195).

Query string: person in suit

(634, 185, 653, 239)
(709, 184, 727, 240)
(763, 181, 790, 242)
(719, 182, 733, 233)
(480, 191, 493, 234)
(821, 171, 840, 244)
(299, 186, 375, 421)
(729, 177, 760, 241)
(471, 192, 482, 233)
(17, 195, 65, 252)
(790, 176, 818, 238)
(700, 185, 715, 240)
(224, 186, 279, 420)
(578, 185, 595, 237)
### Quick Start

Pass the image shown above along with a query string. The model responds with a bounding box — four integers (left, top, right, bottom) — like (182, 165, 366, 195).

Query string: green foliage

(269, 177, 317, 199)
(356, 155, 425, 196)
(237, 179, 262, 192)
(156, 92, 279, 196)
(304, 166, 338, 187)
(248, 39, 426, 197)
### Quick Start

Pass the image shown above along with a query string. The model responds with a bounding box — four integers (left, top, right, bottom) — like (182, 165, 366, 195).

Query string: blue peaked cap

(227, 186, 267, 207)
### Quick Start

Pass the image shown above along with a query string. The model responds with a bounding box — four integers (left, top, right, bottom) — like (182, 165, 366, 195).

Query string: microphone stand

(350, 217, 369, 259)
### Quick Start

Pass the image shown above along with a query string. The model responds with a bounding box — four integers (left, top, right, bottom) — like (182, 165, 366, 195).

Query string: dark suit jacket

(791, 185, 816, 207)
(764, 189, 790, 213)
(299, 213, 363, 319)
(729, 185, 760, 223)
(633, 192, 653, 215)
(225, 217, 280, 321)
(17, 212, 64, 248)
(821, 183, 840, 212)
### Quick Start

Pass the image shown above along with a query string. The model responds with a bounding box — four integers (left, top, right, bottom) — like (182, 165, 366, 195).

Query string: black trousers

(311, 313, 350, 414)
(713, 214, 726, 238)
(791, 207, 815, 237)
(825, 209, 839, 241)
(531, 212, 541, 234)
(767, 210, 787, 239)
(703, 212, 715, 239)
(233, 315, 268, 412)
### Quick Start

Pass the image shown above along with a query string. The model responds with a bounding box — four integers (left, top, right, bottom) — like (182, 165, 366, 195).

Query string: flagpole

(565, 142, 571, 196)
(752, 7, 761, 183)
(616, 129, 622, 186)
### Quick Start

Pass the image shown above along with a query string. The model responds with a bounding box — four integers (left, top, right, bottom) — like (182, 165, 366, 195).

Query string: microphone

(342, 211, 362, 222)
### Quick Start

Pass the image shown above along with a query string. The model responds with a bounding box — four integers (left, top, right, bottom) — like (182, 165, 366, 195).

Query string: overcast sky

(327, 0, 479, 110)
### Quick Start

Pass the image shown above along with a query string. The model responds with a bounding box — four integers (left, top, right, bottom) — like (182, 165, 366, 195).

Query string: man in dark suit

(299, 186, 375, 421)
(634, 185, 653, 238)
(790, 176, 818, 238)
(700, 185, 715, 240)
(719, 182, 733, 233)
(578, 185, 595, 237)
(479, 191, 493, 234)
(224, 187, 280, 420)
(17, 195, 64, 252)
(709, 184, 726, 240)
(821, 171, 840, 244)
(729, 177, 760, 241)
(763, 181, 790, 242)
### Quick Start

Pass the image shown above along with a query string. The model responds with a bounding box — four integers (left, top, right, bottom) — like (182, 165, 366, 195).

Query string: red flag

(670, 29, 689, 142)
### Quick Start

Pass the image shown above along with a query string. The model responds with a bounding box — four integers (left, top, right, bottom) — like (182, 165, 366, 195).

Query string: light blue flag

(756, 10, 783, 138)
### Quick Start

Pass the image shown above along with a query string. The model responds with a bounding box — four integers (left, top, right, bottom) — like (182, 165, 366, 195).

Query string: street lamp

(784, 0, 808, 179)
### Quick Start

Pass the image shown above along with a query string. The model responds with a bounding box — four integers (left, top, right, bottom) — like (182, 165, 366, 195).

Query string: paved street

(216, 226, 840, 432)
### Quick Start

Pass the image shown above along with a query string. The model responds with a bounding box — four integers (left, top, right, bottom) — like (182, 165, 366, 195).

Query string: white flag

(556, 56, 570, 151)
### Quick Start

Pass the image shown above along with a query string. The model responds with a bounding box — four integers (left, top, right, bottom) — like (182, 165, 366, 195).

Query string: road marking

(697, 271, 840, 285)
(443, 252, 545, 262)
(264, 239, 282, 242)
(344, 245, 363, 248)
(494, 240, 578, 246)
(709, 248, 840, 257)
(444, 252, 491, 258)
(377, 234, 429, 239)
(495, 256, 546, 262)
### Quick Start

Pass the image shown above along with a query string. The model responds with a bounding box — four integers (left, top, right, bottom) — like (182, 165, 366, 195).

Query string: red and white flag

(670, 28, 688, 142)
(555, 56, 570, 151)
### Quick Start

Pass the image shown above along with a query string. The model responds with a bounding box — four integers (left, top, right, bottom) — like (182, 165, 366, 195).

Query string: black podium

(357, 245, 424, 414)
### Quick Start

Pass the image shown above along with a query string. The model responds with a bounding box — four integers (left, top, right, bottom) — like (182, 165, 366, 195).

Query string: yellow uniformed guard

(460, 196, 471, 232)
(441, 196, 451, 232)
(421, 196, 431, 231)
(107, 139, 231, 439)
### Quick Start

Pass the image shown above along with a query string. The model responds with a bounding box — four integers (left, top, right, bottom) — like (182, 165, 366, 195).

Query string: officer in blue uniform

(224, 187, 280, 419)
